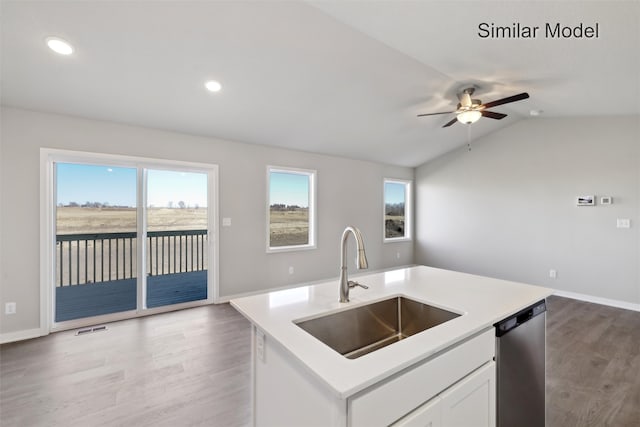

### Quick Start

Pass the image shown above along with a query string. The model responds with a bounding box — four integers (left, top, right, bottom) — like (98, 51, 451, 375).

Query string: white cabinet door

(440, 361, 496, 427)
(391, 396, 442, 427)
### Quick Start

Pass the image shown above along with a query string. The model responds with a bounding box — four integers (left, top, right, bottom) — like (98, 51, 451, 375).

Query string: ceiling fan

(417, 87, 530, 127)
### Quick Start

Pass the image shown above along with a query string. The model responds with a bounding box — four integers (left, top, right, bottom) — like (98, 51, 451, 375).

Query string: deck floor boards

(55, 271, 207, 321)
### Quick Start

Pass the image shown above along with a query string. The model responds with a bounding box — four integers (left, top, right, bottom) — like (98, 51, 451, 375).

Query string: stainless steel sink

(295, 296, 461, 359)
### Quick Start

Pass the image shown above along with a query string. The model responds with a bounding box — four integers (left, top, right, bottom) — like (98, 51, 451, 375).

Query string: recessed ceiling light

(46, 37, 74, 55)
(530, 109, 543, 116)
(205, 80, 222, 92)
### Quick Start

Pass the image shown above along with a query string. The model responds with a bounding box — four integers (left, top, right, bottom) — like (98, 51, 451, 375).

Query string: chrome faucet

(339, 226, 369, 303)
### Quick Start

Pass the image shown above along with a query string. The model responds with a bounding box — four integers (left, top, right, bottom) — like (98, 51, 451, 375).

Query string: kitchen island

(231, 265, 553, 426)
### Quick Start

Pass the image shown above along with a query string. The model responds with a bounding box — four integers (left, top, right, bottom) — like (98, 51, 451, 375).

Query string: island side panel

(252, 326, 346, 427)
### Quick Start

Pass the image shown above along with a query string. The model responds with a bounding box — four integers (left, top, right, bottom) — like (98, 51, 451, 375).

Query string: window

(267, 166, 316, 251)
(384, 179, 412, 241)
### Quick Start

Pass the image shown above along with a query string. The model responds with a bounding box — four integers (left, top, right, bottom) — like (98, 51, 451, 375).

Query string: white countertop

(230, 265, 553, 399)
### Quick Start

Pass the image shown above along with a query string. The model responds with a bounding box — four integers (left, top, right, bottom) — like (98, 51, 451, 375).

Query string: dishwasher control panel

(494, 300, 546, 337)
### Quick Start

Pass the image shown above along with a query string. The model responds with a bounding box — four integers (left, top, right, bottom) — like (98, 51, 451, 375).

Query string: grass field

(269, 209, 309, 247)
(55, 207, 210, 286)
(57, 207, 208, 234)
(385, 215, 405, 238)
(57, 207, 308, 245)
(55, 206, 308, 285)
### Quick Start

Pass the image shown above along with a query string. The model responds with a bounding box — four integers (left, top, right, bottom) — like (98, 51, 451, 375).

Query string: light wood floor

(1, 295, 639, 426)
(1, 303, 252, 427)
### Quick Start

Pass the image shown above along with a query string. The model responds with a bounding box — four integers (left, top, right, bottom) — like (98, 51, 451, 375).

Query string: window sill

(383, 237, 412, 244)
(267, 244, 317, 254)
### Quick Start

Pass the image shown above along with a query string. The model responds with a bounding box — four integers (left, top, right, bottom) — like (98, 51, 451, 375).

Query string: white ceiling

(2, 1, 639, 167)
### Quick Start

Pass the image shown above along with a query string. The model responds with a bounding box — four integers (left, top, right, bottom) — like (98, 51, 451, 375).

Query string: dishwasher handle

(517, 311, 533, 324)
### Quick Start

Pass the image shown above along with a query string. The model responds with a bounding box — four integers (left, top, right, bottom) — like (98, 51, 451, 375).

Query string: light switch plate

(222, 217, 232, 227)
(617, 218, 631, 228)
(5, 302, 16, 315)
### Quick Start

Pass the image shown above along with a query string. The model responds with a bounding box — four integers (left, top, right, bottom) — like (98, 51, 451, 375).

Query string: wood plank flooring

(1, 303, 251, 427)
(546, 295, 640, 426)
(1, 295, 639, 426)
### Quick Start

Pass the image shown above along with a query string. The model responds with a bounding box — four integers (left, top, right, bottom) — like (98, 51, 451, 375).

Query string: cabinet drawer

(349, 328, 494, 427)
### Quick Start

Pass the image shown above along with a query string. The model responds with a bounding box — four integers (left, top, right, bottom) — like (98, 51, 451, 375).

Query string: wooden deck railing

(56, 229, 208, 286)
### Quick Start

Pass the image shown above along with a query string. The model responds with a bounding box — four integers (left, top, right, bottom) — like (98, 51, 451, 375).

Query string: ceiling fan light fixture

(457, 110, 482, 124)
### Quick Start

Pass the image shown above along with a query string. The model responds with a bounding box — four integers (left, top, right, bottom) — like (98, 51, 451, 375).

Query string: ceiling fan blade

(481, 92, 529, 109)
(417, 111, 456, 117)
(481, 110, 507, 120)
(443, 117, 458, 128)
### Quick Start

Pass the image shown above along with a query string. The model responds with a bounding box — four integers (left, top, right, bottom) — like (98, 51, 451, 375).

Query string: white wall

(0, 107, 413, 336)
(416, 116, 640, 307)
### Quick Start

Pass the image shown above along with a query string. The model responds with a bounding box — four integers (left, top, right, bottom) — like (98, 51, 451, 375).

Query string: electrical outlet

(549, 269, 557, 279)
(288, 266, 294, 275)
(5, 302, 16, 315)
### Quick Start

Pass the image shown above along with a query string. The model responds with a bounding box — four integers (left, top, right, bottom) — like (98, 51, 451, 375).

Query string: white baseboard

(553, 290, 640, 312)
(0, 327, 48, 344)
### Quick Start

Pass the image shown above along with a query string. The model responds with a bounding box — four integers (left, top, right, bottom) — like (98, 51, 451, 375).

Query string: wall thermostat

(600, 196, 612, 205)
(577, 195, 595, 206)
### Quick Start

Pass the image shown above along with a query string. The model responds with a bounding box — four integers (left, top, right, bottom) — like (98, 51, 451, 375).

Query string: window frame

(383, 178, 412, 242)
(266, 165, 317, 253)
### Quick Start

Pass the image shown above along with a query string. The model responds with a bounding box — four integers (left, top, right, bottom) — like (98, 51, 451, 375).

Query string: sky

(385, 182, 406, 205)
(147, 169, 207, 207)
(269, 171, 309, 207)
(56, 163, 208, 207)
(57, 163, 401, 208)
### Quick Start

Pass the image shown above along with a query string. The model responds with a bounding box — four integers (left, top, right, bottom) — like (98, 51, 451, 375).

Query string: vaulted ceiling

(2, 1, 639, 167)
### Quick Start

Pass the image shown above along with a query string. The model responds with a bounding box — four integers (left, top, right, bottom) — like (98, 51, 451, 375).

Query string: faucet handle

(348, 280, 369, 290)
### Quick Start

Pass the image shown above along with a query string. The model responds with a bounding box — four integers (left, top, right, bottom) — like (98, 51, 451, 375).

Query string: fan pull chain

(467, 123, 472, 151)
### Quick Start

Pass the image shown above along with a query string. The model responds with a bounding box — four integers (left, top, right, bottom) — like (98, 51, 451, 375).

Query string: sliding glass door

(145, 169, 208, 308)
(55, 163, 138, 322)
(49, 154, 216, 327)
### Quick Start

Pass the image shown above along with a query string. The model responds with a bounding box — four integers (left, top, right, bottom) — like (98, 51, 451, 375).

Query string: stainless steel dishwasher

(495, 299, 547, 427)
